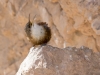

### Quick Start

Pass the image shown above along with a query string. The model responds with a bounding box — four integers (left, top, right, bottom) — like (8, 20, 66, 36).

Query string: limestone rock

(16, 45, 100, 75)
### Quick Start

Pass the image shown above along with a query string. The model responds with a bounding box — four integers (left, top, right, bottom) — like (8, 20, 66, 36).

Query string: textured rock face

(16, 45, 100, 75)
(0, 0, 100, 74)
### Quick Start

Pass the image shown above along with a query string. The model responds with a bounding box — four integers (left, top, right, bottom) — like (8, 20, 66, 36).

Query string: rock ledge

(16, 45, 100, 75)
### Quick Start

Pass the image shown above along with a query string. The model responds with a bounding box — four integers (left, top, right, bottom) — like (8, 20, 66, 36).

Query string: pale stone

(16, 45, 100, 75)
(92, 17, 100, 35)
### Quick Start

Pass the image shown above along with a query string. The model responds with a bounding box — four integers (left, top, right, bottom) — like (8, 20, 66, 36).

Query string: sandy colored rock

(0, 0, 100, 74)
(16, 45, 100, 75)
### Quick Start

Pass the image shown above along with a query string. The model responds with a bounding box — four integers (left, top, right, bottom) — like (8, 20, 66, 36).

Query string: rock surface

(16, 45, 100, 75)
(0, 0, 100, 74)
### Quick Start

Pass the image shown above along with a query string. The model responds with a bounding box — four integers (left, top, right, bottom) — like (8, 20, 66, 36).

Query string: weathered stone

(16, 45, 100, 75)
